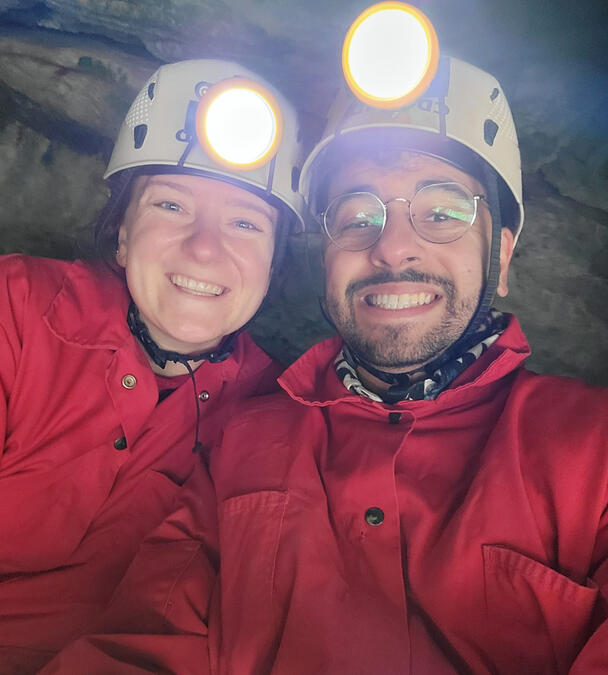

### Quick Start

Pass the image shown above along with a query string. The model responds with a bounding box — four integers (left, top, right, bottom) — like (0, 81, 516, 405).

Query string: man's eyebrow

(334, 179, 471, 197)
(335, 183, 378, 196)
(414, 179, 470, 192)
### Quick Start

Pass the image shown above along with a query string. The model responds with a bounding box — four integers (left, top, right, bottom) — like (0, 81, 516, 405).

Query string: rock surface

(0, 0, 606, 384)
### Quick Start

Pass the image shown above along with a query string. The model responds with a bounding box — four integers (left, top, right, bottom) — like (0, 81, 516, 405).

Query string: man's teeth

(366, 292, 434, 309)
(170, 274, 224, 296)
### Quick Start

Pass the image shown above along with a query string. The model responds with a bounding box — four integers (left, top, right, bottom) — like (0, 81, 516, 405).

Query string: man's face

(323, 151, 513, 371)
(117, 173, 277, 354)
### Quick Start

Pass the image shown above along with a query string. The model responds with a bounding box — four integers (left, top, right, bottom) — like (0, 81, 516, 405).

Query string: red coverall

(41, 316, 608, 674)
(0, 254, 280, 674)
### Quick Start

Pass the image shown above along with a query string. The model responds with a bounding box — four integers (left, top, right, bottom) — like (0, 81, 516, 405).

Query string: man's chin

(330, 291, 479, 371)
(345, 316, 470, 370)
(354, 346, 444, 371)
(345, 334, 434, 371)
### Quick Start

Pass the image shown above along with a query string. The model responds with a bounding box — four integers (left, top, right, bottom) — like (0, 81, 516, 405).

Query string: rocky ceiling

(0, 0, 606, 384)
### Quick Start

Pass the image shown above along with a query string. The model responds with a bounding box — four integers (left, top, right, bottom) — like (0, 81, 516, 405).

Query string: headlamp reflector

(196, 78, 283, 171)
(342, 1, 439, 109)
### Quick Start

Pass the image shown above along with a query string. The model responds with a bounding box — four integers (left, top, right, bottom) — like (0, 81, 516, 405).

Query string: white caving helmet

(106, 58, 305, 230)
(300, 3, 523, 242)
(101, 58, 306, 376)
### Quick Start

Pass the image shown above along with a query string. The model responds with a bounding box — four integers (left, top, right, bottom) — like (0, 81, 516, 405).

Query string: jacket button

(121, 374, 137, 389)
(113, 436, 127, 450)
(365, 507, 385, 526)
(198, 390, 210, 401)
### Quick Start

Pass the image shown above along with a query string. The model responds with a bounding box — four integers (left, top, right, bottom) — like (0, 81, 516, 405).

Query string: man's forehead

(328, 151, 479, 198)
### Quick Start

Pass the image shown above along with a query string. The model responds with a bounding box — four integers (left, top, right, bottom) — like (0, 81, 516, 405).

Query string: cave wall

(0, 0, 606, 384)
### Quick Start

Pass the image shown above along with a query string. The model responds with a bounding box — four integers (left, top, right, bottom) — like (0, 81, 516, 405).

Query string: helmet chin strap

(127, 301, 236, 453)
(463, 163, 503, 335)
(127, 301, 235, 368)
(323, 164, 504, 387)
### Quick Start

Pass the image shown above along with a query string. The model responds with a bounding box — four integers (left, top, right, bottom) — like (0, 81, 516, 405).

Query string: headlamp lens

(342, 2, 439, 108)
(196, 78, 283, 171)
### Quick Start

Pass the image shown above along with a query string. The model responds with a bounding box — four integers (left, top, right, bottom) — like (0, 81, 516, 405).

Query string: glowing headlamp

(342, 1, 439, 109)
(195, 77, 283, 171)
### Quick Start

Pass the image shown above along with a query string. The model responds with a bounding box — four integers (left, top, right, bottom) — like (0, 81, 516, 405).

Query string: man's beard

(326, 268, 480, 370)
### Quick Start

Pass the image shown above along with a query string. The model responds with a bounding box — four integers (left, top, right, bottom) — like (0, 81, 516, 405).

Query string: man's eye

(427, 210, 450, 222)
(424, 207, 470, 224)
(344, 220, 370, 230)
(336, 216, 381, 235)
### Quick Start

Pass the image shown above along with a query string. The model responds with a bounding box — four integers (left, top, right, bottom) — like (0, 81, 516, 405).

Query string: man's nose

(369, 201, 424, 268)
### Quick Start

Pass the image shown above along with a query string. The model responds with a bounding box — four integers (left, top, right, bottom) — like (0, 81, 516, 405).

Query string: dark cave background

(0, 0, 606, 384)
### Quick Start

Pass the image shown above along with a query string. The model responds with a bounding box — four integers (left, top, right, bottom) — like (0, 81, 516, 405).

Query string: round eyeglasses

(321, 182, 486, 251)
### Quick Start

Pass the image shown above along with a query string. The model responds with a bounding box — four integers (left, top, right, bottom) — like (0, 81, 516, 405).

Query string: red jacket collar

(279, 314, 531, 408)
(44, 261, 131, 349)
(43, 259, 276, 384)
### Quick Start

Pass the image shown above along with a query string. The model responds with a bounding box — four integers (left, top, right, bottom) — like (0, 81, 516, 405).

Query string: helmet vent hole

(490, 87, 499, 101)
(133, 124, 148, 149)
(147, 83, 155, 100)
(291, 166, 300, 193)
(484, 119, 498, 146)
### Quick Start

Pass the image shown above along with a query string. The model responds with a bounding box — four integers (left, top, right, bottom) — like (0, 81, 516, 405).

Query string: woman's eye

(156, 200, 182, 213)
(234, 220, 261, 232)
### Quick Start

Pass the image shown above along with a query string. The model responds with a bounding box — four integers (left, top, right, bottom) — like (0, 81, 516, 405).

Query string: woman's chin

(167, 335, 223, 355)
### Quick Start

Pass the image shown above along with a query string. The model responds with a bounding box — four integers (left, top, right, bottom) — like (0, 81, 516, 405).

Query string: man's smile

(363, 291, 437, 310)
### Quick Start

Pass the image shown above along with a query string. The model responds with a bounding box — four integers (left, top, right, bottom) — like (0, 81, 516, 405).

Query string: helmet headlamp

(195, 77, 284, 171)
(342, 1, 439, 109)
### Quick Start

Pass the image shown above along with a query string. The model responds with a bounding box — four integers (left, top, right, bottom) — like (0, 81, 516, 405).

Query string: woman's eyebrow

(227, 197, 275, 221)
(145, 178, 193, 195)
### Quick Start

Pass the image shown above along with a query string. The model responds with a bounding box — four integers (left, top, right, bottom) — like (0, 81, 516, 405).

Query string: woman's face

(117, 173, 278, 354)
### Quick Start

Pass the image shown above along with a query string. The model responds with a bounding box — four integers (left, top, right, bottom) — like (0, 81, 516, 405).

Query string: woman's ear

(116, 223, 128, 268)
(497, 227, 515, 297)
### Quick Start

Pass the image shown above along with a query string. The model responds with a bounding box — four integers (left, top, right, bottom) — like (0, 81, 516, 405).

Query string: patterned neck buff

(335, 310, 508, 404)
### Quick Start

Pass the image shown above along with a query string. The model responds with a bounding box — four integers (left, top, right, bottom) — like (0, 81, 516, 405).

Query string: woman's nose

(185, 221, 223, 259)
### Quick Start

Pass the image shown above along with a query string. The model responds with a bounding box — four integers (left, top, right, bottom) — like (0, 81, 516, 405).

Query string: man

(43, 32, 607, 675)
(195, 55, 607, 674)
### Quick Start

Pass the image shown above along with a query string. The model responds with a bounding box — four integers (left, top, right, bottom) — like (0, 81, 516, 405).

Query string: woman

(0, 58, 304, 674)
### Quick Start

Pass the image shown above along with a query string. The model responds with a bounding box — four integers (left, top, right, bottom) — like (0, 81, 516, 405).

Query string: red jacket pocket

(482, 544, 597, 675)
(218, 490, 288, 673)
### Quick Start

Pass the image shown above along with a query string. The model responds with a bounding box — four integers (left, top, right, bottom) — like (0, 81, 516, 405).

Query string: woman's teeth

(366, 292, 434, 310)
(170, 274, 224, 296)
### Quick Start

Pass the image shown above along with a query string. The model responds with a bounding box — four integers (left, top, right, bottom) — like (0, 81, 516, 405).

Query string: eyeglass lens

(324, 182, 477, 250)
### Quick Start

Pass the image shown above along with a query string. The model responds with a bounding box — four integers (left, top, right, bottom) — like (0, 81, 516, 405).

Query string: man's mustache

(345, 269, 455, 299)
